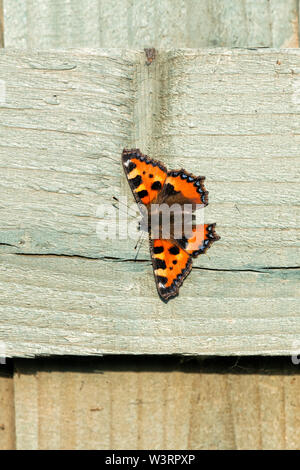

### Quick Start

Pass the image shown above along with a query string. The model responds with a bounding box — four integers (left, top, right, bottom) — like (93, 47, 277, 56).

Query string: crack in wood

(7, 251, 300, 272)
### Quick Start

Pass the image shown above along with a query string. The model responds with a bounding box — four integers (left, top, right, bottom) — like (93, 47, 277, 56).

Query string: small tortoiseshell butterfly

(122, 148, 220, 301)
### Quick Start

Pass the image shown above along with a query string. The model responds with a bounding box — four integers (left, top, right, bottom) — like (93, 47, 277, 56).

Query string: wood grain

(11, 358, 300, 450)
(3, 0, 299, 49)
(0, 364, 15, 449)
(0, 1, 3, 48)
(0, 48, 299, 356)
(0, 252, 300, 356)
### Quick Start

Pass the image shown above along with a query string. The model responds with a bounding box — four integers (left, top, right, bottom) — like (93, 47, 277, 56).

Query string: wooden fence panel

(1, 0, 300, 453)
(0, 48, 299, 357)
(10, 358, 300, 450)
(3, 0, 299, 49)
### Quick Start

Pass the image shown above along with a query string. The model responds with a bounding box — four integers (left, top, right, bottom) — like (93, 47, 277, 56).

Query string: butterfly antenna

(134, 231, 143, 250)
(134, 241, 142, 262)
(112, 196, 137, 218)
(113, 196, 131, 209)
(134, 232, 146, 262)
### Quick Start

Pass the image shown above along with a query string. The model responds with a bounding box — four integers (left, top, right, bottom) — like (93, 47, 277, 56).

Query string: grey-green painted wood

(0, 1, 3, 48)
(1, 254, 300, 357)
(3, 0, 299, 49)
(0, 48, 299, 356)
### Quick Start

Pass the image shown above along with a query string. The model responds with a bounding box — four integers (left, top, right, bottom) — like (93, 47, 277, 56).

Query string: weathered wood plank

(12, 358, 300, 450)
(0, 49, 299, 267)
(3, 0, 299, 49)
(0, 253, 299, 356)
(0, 364, 15, 449)
(0, 48, 299, 356)
(0, 1, 4, 48)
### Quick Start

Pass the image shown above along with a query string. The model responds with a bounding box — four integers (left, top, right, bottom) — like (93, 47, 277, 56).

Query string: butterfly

(122, 148, 220, 301)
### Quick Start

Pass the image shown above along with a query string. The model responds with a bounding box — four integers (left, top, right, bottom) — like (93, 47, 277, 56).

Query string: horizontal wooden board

(3, 0, 299, 49)
(0, 253, 299, 356)
(0, 48, 299, 356)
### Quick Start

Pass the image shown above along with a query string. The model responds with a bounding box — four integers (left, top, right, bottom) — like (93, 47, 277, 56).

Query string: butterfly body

(122, 148, 220, 301)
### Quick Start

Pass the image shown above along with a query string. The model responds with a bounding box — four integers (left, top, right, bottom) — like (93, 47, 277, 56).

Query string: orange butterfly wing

(122, 149, 167, 206)
(177, 224, 220, 257)
(160, 169, 208, 207)
(122, 149, 220, 301)
(150, 238, 192, 301)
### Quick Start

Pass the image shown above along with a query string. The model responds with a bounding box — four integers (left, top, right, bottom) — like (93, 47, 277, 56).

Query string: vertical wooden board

(0, 365, 15, 449)
(3, 0, 101, 49)
(37, 370, 63, 449)
(283, 374, 300, 449)
(129, 0, 188, 49)
(187, 373, 236, 449)
(25, 0, 101, 49)
(230, 368, 300, 450)
(105, 371, 139, 450)
(98, 0, 131, 48)
(3, 0, 27, 48)
(13, 362, 38, 450)
(187, 0, 253, 48)
(227, 371, 300, 450)
(133, 372, 169, 450)
(0, 0, 4, 47)
(227, 374, 263, 449)
(269, 0, 299, 47)
(3, 0, 299, 49)
(163, 371, 194, 449)
(258, 375, 287, 449)
(197, 0, 300, 48)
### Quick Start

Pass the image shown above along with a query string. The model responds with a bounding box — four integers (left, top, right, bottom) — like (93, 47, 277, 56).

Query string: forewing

(159, 169, 208, 207)
(122, 149, 167, 206)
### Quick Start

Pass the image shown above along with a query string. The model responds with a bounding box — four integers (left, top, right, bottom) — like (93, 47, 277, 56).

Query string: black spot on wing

(137, 189, 148, 199)
(165, 183, 180, 196)
(151, 181, 162, 190)
(157, 275, 168, 285)
(126, 161, 136, 173)
(168, 245, 180, 255)
(154, 258, 167, 270)
(131, 175, 142, 188)
(153, 246, 164, 254)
